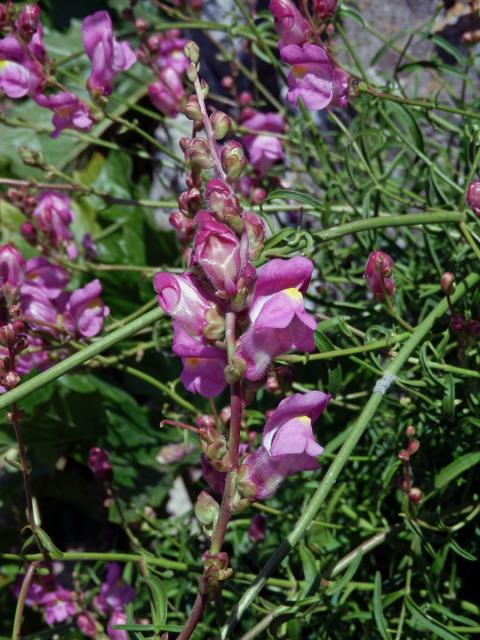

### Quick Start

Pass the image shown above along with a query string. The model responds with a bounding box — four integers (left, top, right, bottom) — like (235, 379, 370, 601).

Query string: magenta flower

(235, 257, 317, 380)
(82, 10, 136, 96)
(63, 279, 109, 337)
(240, 391, 329, 499)
(93, 563, 135, 615)
(173, 324, 227, 397)
(248, 514, 266, 542)
(0, 244, 25, 291)
(269, 0, 310, 49)
(77, 612, 98, 637)
(0, 25, 46, 98)
(281, 43, 349, 110)
(107, 611, 128, 640)
(34, 92, 93, 138)
(42, 588, 77, 625)
(153, 272, 218, 336)
(20, 283, 58, 333)
(25, 257, 69, 298)
(88, 447, 112, 481)
(466, 180, 480, 217)
(155, 30, 189, 73)
(148, 68, 185, 117)
(32, 192, 74, 248)
(242, 111, 285, 177)
(364, 251, 395, 300)
(191, 211, 255, 298)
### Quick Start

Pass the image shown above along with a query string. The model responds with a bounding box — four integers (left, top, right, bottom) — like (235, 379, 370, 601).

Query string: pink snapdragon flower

(0, 24, 46, 98)
(32, 192, 75, 248)
(148, 67, 185, 117)
(20, 282, 58, 333)
(153, 272, 218, 336)
(191, 211, 255, 298)
(93, 563, 135, 616)
(107, 611, 128, 640)
(0, 244, 25, 291)
(242, 111, 285, 177)
(77, 612, 98, 637)
(281, 43, 349, 110)
(235, 257, 317, 380)
(63, 279, 109, 337)
(155, 30, 189, 73)
(466, 180, 480, 217)
(34, 92, 93, 138)
(173, 324, 227, 397)
(25, 257, 69, 298)
(364, 251, 395, 300)
(269, 0, 310, 49)
(82, 10, 136, 96)
(42, 588, 77, 625)
(240, 391, 329, 499)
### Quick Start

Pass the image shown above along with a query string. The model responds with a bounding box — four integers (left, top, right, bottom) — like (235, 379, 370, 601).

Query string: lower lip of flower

(284, 287, 303, 300)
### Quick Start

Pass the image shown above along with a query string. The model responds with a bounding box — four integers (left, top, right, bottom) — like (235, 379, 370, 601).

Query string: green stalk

(0, 308, 164, 412)
(219, 272, 479, 639)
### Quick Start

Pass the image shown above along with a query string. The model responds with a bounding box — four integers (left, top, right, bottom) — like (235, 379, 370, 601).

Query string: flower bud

(221, 141, 247, 182)
(178, 188, 202, 216)
(364, 251, 395, 300)
(239, 91, 252, 107)
(313, 0, 338, 19)
(186, 63, 198, 83)
(450, 313, 465, 333)
(15, 4, 41, 42)
(243, 211, 265, 260)
(14, 335, 29, 354)
(222, 75, 234, 90)
(186, 137, 213, 171)
(169, 211, 195, 242)
(88, 447, 112, 481)
(194, 490, 219, 535)
(220, 406, 231, 425)
(19, 146, 44, 167)
(202, 551, 233, 589)
(0, 244, 25, 291)
(204, 178, 241, 218)
(184, 95, 202, 121)
(405, 425, 416, 438)
(4, 371, 20, 388)
(157, 442, 194, 465)
(466, 180, 480, 217)
(184, 40, 200, 65)
(196, 414, 216, 430)
(224, 356, 247, 384)
(398, 449, 410, 462)
(203, 307, 225, 341)
(20, 222, 37, 246)
(408, 439, 420, 455)
(210, 111, 232, 140)
(147, 33, 162, 52)
(408, 487, 422, 504)
(248, 514, 266, 542)
(466, 319, 480, 338)
(135, 18, 148, 34)
(440, 272, 455, 296)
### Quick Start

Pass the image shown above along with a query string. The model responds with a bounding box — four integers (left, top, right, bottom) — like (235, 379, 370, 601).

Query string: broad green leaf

(435, 452, 480, 489)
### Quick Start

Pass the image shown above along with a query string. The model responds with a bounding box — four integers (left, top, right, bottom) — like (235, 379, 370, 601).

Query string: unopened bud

(408, 487, 422, 504)
(238, 91, 252, 107)
(147, 33, 162, 52)
(16, 4, 41, 42)
(244, 211, 265, 260)
(466, 180, 480, 217)
(4, 371, 20, 388)
(20, 222, 37, 246)
(398, 449, 410, 462)
(313, 0, 338, 19)
(187, 137, 213, 170)
(408, 439, 420, 455)
(184, 95, 202, 121)
(450, 314, 465, 333)
(221, 141, 247, 182)
(14, 335, 29, 354)
(194, 490, 219, 534)
(210, 111, 232, 140)
(0, 324, 15, 346)
(405, 425, 416, 438)
(224, 356, 247, 384)
(184, 40, 200, 65)
(220, 406, 231, 425)
(186, 63, 198, 83)
(19, 146, 44, 167)
(221, 75, 234, 90)
(200, 79, 209, 98)
(135, 18, 148, 34)
(196, 414, 216, 430)
(440, 272, 455, 296)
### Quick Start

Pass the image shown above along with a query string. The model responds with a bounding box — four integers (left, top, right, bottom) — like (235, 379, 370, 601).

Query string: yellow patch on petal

(298, 415, 311, 423)
(292, 65, 306, 76)
(0, 60, 10, 70)
(185, 357, 200, 367)
(284, 287, 303, 300)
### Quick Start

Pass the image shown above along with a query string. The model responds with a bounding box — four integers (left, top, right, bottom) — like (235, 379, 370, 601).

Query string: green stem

(120, 365, 198, 415)
(12, 561, 39, 640)
(460, 221, 480, 262)
(0, 308, 164, 412)
(219, 271, 479, 639)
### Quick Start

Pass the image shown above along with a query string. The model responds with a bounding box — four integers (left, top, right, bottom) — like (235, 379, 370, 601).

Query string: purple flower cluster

(269, 0, 349, 110)
(0, 5, 136, 136)
(15, 563, 134, 639)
